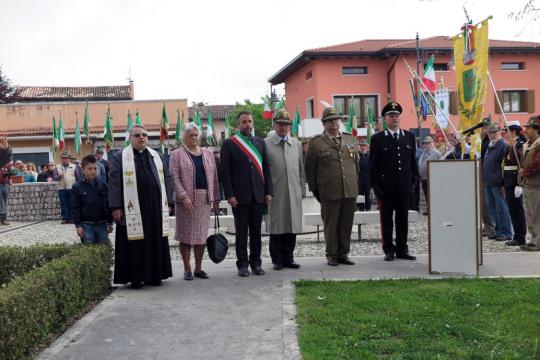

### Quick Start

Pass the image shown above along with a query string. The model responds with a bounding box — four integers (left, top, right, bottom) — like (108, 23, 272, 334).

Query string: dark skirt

(113, 224, 173, 284)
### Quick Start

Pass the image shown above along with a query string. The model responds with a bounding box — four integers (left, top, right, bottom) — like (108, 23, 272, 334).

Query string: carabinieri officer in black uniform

(369, 102, 419, 261)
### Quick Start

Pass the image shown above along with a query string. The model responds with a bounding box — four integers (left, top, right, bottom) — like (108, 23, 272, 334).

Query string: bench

(304, 210, 421, 242)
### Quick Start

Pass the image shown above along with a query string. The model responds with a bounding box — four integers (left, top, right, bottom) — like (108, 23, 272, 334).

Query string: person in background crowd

(0, 135, 12, 168)
(95, 148, 109, 181)
(54, 152, 81, 224)
(417, 136, 442, 215)
(480, 120, 497, 238)
(357, 139, 371, 211)
(220, 111, 273, 277)
(41, 162, 58, 182)
(265, 109, 305, 270)
(26, 162, 39, 181)
(13, 160, 23, 173)
(370, 102, 418, 262)
(212, 148, 225, 202)
(305, 107, 358, 266)
(0, 160, 12, 225)
(71, 155, 113, 244)
(409, 139, 422, 212)
(519, 115, 540, 252)
(19, 163, 36, 183)
(109, 125, 174, 289)
(482, 123, 512, 241)
(502, 121, 527, 247)
(170, 123, 220, 281)
(37, 164, 49, 182)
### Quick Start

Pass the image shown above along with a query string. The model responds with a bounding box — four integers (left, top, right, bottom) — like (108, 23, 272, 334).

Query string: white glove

(514, 186, 523, 198)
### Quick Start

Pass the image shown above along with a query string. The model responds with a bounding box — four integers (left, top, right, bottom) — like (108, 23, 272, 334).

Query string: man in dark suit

(369, 102, 419, 261)
(357, 139, 371, 211)
(220, 111, 273, 277)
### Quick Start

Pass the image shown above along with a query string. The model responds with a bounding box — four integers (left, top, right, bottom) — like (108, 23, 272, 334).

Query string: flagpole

(451, 15, 493, 39)
(487, 70, 521, 167)
(402, 57, 459, 133)
(415, 32, 422, 148)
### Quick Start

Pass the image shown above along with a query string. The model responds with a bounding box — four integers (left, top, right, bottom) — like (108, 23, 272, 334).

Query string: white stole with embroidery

(122, 145, 170, 240)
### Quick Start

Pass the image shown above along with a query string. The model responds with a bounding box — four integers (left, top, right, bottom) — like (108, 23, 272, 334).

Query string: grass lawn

(295, 278, 540, 360)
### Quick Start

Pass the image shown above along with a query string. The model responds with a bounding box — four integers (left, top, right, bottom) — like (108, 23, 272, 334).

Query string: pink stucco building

(269, 36, 540, 138)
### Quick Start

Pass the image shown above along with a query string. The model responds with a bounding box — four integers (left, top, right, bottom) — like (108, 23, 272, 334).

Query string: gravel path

(0, 215, 523, 261)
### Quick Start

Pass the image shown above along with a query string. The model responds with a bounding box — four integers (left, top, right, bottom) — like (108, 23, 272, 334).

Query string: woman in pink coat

(169, 123, 220, 280)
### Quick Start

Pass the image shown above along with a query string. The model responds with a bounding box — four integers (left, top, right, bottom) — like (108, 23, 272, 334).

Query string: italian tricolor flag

(422, 55, 437, 93)
(263, 101, 272, 120)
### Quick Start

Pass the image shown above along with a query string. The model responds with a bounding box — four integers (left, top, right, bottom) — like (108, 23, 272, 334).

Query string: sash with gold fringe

(122, 145, 170, 240)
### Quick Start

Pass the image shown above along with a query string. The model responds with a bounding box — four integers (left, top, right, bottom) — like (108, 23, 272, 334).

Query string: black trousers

(421, 179, 429, 211)
(410, 179, 420, 211)
(378, 193, 410, 255)
(505, 185, 527, 244)
(269, 233, 297, 265)
(232, 202, 263, 270)
(358, 182, 372, 211)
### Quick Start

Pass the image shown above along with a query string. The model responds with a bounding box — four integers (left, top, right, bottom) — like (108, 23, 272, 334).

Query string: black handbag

(206, 214, 229, 264)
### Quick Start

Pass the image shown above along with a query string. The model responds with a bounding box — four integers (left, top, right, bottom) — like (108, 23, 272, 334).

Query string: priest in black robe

(109, 125, 173, 289)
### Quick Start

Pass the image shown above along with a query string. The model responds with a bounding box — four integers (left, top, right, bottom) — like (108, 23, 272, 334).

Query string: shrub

(0, 243, 112, 360)
(0, 244, 73, 286)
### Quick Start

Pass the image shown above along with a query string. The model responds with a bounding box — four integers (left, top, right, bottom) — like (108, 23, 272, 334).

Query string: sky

(1, 0, 539, 105)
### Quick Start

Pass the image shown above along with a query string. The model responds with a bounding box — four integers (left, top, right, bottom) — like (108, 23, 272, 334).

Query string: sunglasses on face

(132, 133, 148, 138)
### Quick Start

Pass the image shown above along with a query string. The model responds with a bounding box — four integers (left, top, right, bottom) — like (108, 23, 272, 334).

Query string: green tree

(231, 98, 273, 138)
(0, 66, 20, 104)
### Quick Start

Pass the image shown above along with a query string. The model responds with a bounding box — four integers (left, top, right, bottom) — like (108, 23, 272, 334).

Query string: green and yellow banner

(452, 18, 489, 157)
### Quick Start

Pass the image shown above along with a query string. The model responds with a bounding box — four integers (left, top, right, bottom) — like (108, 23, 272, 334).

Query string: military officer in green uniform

(305, 106, 359, 266)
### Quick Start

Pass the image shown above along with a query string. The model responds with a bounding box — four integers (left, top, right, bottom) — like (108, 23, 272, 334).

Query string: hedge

(0, 243, 113, 360)
(0, 244, 73, 285)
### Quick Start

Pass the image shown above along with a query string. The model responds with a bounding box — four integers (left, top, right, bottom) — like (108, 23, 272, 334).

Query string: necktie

(393, 132, 398, 143)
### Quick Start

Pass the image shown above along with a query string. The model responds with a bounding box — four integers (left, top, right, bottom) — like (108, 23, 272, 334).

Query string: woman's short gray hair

(183, 122, 200, 134)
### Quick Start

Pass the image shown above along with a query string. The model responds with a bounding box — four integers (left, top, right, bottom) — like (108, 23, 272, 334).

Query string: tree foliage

(0, 66, 19, 104)
(229, 98, 273, 138)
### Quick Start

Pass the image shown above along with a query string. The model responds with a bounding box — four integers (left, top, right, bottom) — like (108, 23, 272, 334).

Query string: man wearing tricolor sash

(109, 125, 173, 288)
(220, 111, 273, 277)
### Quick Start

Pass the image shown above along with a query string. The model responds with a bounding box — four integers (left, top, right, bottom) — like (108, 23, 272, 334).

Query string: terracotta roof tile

(308, 36, 540, 53)
(16, 85, 133, 102)
(4, 124, 161, 137)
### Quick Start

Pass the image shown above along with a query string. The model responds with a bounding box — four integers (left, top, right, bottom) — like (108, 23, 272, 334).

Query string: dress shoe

(238, 268, 250, 277)
(327, 258, 338, 266)
(130, 282, 142, 289)
(520, 244, 539, 252)
(184, 271, 194, 281)
(283, 261, 301, 269)
(194, 271, 209, 279)
(384, 253, 395, 261)
(396, 252, 416, 260)
(505, 240, 523, 246)
(273, 264, 283, 271)
(252, 267, 265, 276)
(337, 257, 355, 265)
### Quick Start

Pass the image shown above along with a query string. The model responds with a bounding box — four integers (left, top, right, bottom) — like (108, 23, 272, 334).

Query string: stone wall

(7, 182, 61, 221)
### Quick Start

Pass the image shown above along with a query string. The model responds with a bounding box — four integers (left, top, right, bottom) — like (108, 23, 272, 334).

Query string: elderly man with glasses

(108, 125, 174, 289)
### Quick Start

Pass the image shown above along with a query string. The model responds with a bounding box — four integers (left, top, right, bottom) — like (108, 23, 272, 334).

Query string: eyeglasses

(132, 133, 148, 138)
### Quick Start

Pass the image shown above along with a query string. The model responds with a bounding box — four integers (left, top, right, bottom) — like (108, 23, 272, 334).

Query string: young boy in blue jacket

(71, 155, 113, 243)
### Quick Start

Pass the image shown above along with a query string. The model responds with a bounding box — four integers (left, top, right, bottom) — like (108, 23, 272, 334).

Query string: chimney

(129, 79, 134, 100)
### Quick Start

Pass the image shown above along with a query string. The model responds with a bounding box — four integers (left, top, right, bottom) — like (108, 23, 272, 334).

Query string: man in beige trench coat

(265, 109, 305, 270)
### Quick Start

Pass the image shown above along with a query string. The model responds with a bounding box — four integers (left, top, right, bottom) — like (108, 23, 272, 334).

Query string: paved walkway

(37, 252, 539, 360)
